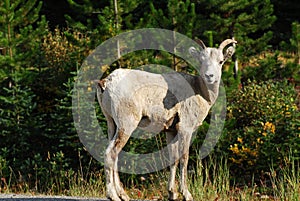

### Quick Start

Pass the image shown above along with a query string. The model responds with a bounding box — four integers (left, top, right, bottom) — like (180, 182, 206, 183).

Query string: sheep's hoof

(168, 191, 179, 200)
(183, 195, 193, 201)
(119, 193, 130, 201)
(115, 185, 130, 201)
(106, 195, 121, 201)
(183, 199, 194, 201)
(182, 190, 193, 201)
(107, 190, 122, 201)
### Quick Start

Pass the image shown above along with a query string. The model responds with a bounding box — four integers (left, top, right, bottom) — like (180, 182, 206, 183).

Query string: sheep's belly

(137, 108, 176, 133)
(138, 120, 165, 133)
(138, 118, 177, 133)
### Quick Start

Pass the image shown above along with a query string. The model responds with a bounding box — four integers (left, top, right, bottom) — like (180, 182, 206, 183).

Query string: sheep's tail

(94, 79, 106, 93)
(94, 79, 106, 104)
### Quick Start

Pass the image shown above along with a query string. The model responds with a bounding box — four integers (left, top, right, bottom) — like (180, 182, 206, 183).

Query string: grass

(1, 155, 299, 201)
(268, 154, 300, 201)
(124, 154, 300, 201)
(187, 154, 299, 201)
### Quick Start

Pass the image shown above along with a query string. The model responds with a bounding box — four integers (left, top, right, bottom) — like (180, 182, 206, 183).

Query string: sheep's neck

(197, 76, 219, 105)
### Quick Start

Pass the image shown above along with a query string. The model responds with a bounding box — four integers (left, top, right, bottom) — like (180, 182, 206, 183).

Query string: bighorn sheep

(95, 39, 236, 201)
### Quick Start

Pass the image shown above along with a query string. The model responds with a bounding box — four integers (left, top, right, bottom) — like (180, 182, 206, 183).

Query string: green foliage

(281, 21, 300, 65)
(222, 62, 242, 96)
(65, 0, 112, 44)
(65, 0, 144, 45)
(271, 0, 300, 44)
(0, 0, 299, 197)
(0, 152, 10, 189)
(0, 0, 47, 71)
(0, 0, 49, 193)
(195, 0, 276, 60)
(242, 51, 300, 83)
(220, 80, 300, 178)
(290, 21, 300, 58)
(141, 0, 196, 71)
(146, 0, 196, 37)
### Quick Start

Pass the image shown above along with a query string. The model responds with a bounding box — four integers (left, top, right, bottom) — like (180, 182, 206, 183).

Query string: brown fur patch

(114, 128, 128, 151)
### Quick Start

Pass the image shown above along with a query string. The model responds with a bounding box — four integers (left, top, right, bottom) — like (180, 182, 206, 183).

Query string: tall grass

(269, 154, 300, 200)
(189, 155, 231, 200)
(1, 153, 299, 200)
(67, 170, 106, 197)
(188, 153, 299, 201)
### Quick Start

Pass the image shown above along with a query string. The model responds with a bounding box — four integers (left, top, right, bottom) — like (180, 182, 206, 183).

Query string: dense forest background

(0, 0, 299, 198)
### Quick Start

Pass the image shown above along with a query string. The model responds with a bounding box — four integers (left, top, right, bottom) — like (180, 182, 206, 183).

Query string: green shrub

(219, 80, 300, 178)
(242, 51, 300, 83)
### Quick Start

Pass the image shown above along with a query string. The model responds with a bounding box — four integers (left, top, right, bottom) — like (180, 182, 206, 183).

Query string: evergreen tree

(65, 0, 109, 35)
(141, 0, 196, 71)
(65, 0, 143, 46)
(0, 0, 47, 174)
(195, 0, 276, 60)
(271, 0, 300, 44)
(146, 0, 196, 38)
(290, 22, 300, 64)
(0, 0, 47, 77)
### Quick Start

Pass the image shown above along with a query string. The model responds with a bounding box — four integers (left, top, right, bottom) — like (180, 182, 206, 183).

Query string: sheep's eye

(219, 60, 223, 65)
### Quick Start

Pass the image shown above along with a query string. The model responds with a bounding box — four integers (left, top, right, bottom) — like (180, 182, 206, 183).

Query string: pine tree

(65, 0, 143, 46)
(0, 0, 47, 73)
(141, 0, 196, 71)
(195, 0, 276, 60)
(290, 22, 300, 64)
(0, 0, 47, 170)
(145, 0, 196, 38)
(65, 0, 108, 36)
(271, 0, 300, 44)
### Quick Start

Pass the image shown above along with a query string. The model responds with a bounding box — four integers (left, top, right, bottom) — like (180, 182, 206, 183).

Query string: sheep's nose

(205, 73, 214, 79)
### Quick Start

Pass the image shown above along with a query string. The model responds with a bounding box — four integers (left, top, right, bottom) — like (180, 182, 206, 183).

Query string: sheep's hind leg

(105, 117, 129, 200)
(113, 128, 131, 201)
(178, 130, 193, 201)
(105, 141, 120, 201)
(105, 128, 131, 201)
(166, 131, 179, 200)
(114, 166, 130, 201)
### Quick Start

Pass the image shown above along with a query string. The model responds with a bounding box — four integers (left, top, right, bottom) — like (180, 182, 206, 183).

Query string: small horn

(219, 39, 237, 50)
(195, 39, 206, 49)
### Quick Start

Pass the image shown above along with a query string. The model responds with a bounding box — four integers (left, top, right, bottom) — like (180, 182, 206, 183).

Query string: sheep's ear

(189, 47, 201, 58)
(223, 46, 235, 62)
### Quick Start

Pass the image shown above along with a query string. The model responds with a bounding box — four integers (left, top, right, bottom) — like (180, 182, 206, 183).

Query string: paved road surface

(0, 194, 151, 201)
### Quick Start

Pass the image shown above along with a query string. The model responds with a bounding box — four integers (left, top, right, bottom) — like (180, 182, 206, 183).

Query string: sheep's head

(189, 39, 237, 85)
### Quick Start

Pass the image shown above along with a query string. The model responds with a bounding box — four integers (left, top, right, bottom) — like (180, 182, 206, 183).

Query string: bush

(219, 80, 300, 178)
(242, 51, 300, 83)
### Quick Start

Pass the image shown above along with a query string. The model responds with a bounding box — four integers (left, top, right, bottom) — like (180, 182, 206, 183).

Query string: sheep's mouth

(205, 78, 216, 85)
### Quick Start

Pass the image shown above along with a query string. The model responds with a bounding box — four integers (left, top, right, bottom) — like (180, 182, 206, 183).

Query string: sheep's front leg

(166, 131, 179, 200)
(179, 131, 193, 201)
(105, 128, 130, 201)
